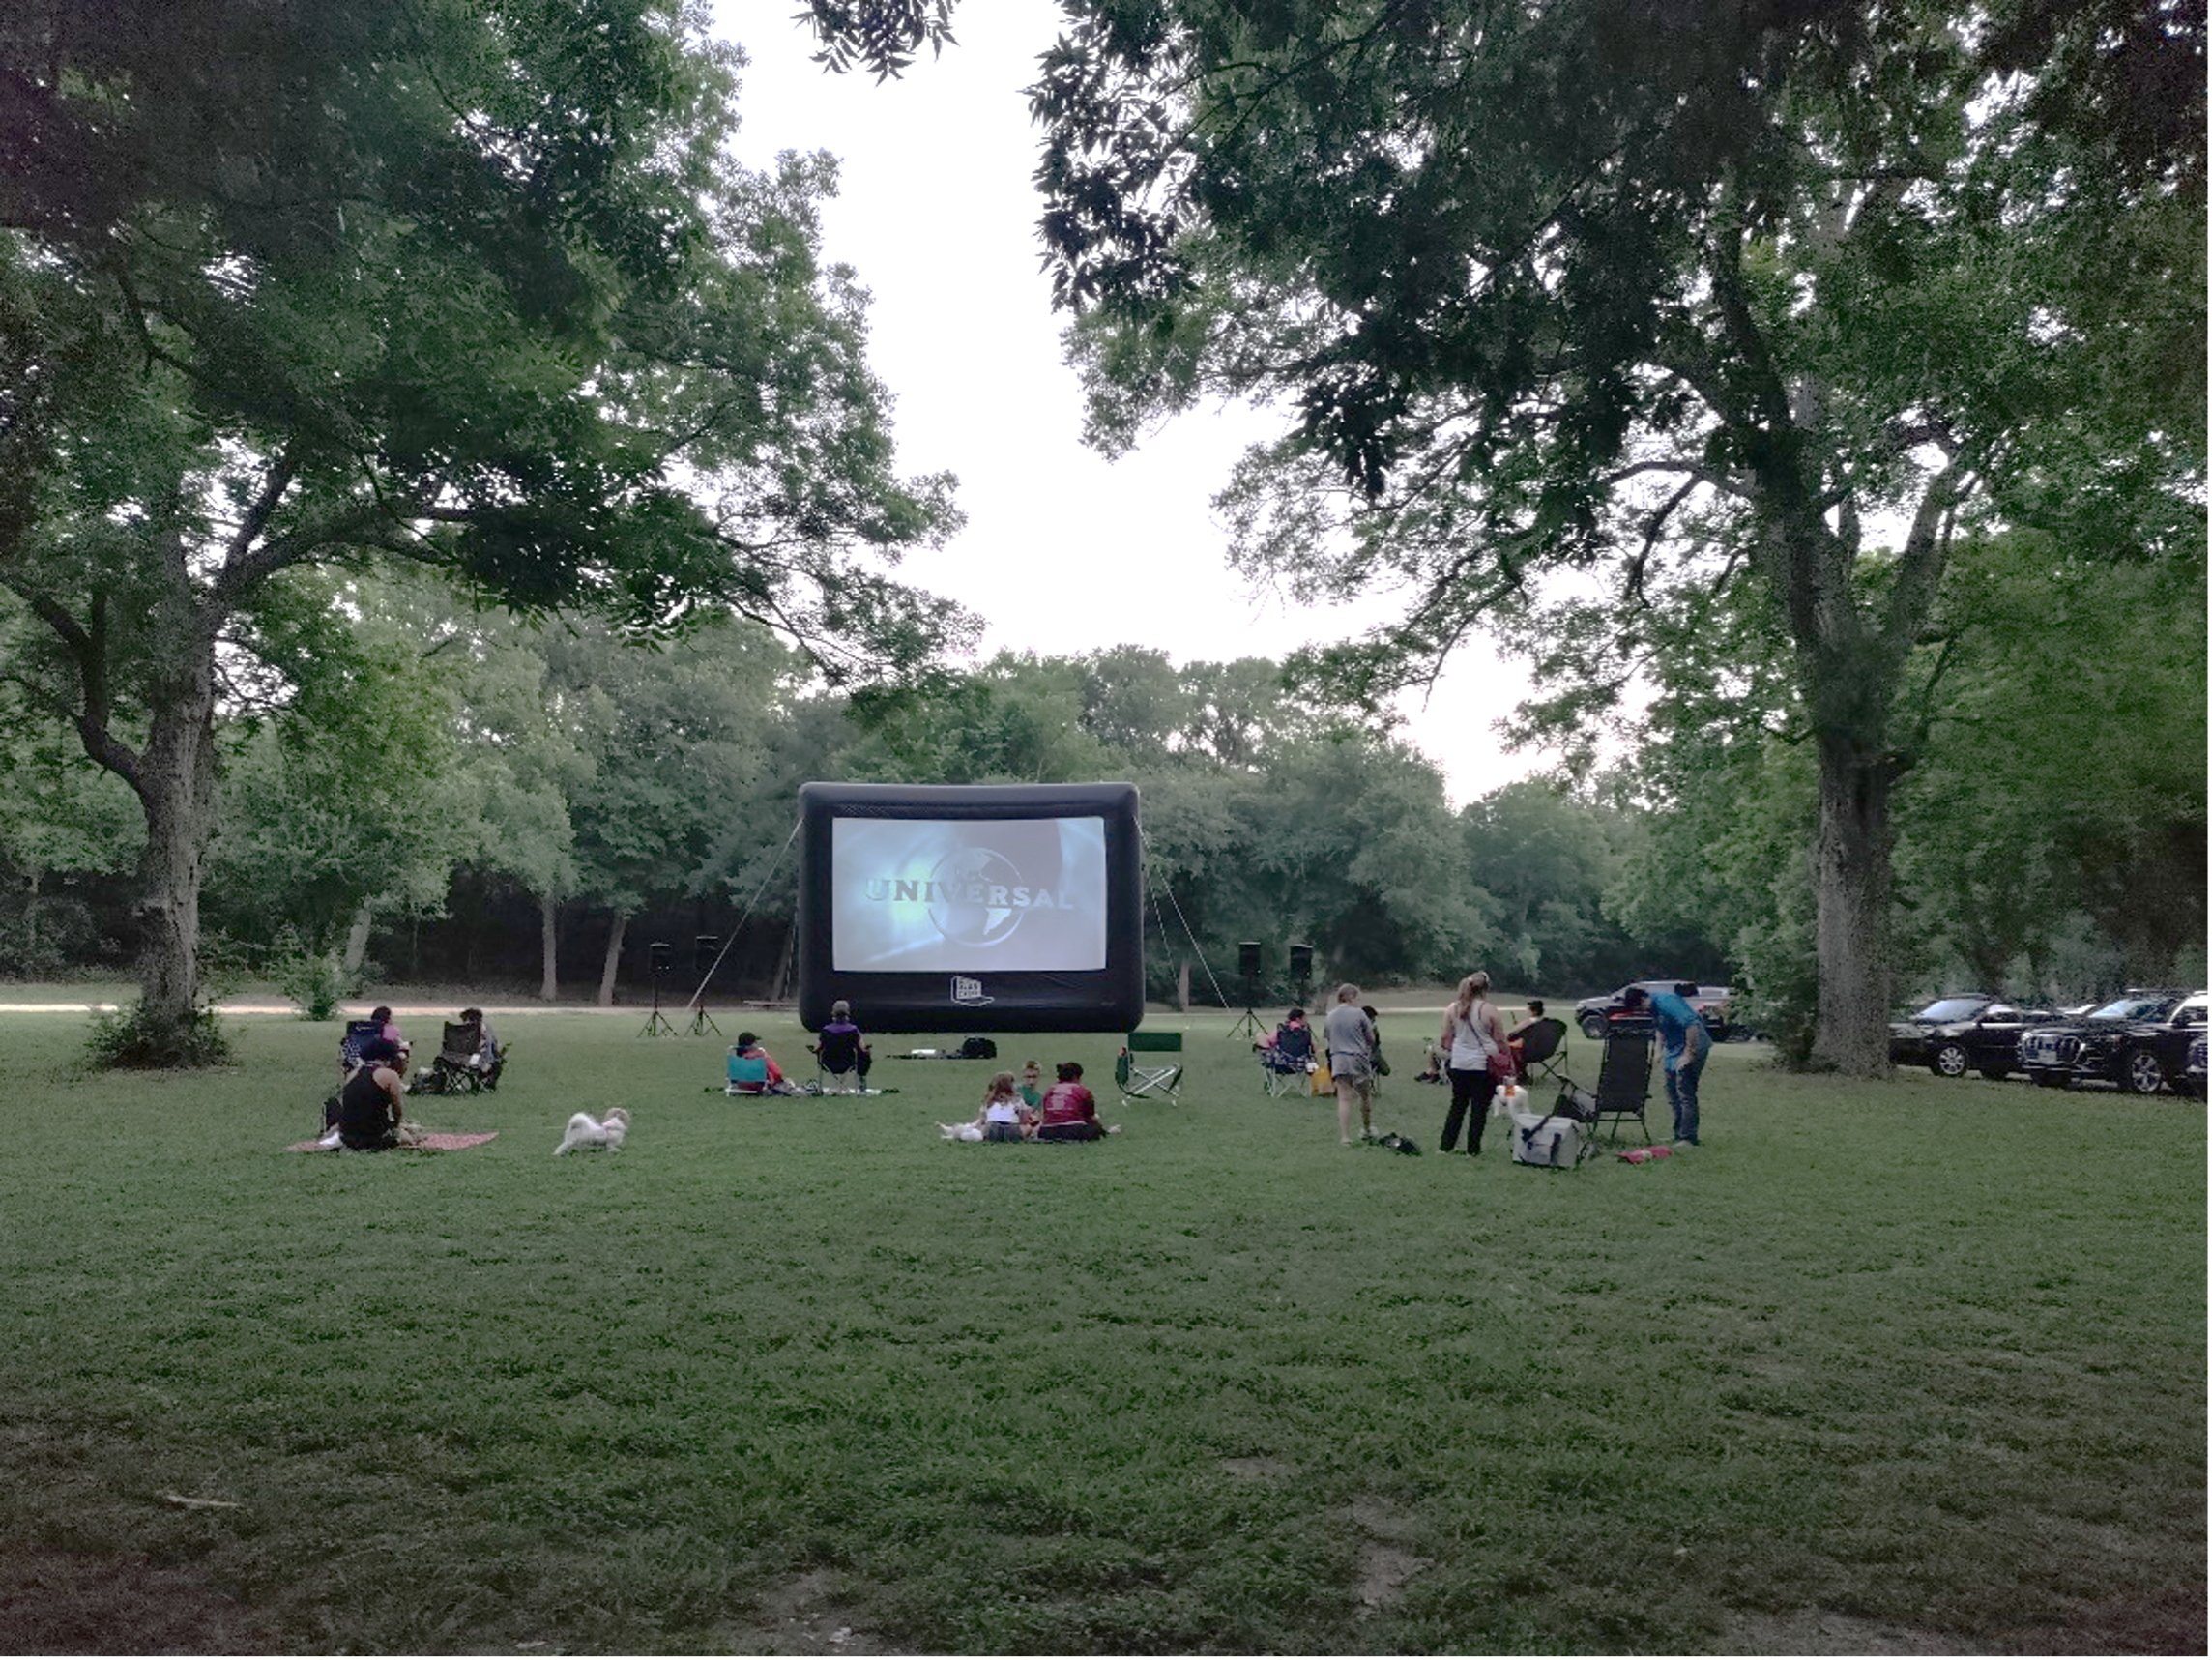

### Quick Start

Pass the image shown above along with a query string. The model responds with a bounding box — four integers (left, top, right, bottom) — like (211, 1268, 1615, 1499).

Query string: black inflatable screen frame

(796, 781, 1145, 1034)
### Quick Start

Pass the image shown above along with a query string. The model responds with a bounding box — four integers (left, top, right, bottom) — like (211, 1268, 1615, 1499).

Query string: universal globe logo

(927, 847, 1026, 947)
(861, 844, 1072, 949)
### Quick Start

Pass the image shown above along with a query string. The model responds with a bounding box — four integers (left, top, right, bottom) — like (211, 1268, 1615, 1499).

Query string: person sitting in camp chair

(727, 1032, 800, 1096)
(422, 1008, 506, 1094)
(1258, 1008, 1318, 1096)
(810, 1000, 872, 1093)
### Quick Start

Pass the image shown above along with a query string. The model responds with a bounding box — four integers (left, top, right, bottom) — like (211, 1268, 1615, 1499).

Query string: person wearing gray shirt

(1324, 983, 1378, 1146)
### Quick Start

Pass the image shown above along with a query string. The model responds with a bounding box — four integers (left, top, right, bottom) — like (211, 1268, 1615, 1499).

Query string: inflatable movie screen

(796, 782, 1145, 1034)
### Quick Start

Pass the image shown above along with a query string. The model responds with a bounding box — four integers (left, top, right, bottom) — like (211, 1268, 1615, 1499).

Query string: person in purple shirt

(1624, 982, 1710, 1145)
(818, 999, 871, 1083)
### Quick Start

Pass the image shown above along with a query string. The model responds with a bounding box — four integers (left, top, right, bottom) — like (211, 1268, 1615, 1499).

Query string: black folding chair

(1586, 1030, 1655, 1144)
(337, 1019, 383, 1077)
(1258, 1021, 1316, 1098)
(811, 1027, 867, 1093)
(428, 1019, 503, 1094)
(1513, 1017, 1570, 1089)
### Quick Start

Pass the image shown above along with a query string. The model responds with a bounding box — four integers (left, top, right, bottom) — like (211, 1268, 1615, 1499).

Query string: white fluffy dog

(554, 1106, 630, 1155)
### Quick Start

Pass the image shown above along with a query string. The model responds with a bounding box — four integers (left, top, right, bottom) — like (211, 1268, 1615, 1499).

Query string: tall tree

(0, 0, 964, 1049)
(806, 0, 2204, 1071)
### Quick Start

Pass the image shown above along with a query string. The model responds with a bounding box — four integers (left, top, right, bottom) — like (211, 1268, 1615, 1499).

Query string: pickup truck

(1575, 981, 1733, 1041)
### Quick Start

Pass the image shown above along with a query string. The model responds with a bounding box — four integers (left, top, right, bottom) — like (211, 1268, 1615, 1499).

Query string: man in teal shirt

(1626, 982, 1710, 1145)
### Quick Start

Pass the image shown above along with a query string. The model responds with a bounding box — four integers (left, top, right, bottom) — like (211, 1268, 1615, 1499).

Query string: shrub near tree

(0, 0, 965, 1060)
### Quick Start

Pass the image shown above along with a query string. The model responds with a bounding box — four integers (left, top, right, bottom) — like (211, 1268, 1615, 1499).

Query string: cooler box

(1510, 1111, 1585, 1168)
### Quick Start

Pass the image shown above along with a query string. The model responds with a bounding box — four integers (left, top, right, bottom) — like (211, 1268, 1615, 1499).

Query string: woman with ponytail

(1439, 972, 1512, 1155)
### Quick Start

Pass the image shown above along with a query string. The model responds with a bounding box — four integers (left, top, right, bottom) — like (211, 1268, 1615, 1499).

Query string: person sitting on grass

(1018, 1060, 1045, 1108)
(973, 1071, 1033, 1142)
(1034, 1062, 1105, 1142)
(335, 1037, 411, 1150)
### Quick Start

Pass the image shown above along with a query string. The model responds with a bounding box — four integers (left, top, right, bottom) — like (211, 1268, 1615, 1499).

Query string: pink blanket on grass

(287, 1132, 499, 1152)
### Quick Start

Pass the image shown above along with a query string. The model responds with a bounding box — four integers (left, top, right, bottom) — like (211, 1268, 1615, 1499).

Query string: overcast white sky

(714, 0, 1553, 804)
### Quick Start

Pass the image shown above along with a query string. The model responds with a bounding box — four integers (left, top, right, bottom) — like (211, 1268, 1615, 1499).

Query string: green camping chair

(1116, 1029, 1184, 1100)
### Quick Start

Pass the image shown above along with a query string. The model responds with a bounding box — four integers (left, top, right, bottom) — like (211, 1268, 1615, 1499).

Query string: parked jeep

(1575, 981, 1732, 1041)
(2016, 990, 2209, 1095)
(1889, 994, 2056, 1079)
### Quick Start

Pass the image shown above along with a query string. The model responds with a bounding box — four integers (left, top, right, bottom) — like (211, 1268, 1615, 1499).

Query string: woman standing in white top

(1439, 971, 1512, 1155)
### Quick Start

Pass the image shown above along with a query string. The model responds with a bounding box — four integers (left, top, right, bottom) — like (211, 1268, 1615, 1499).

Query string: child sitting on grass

(974, 1071, 1033, 1143)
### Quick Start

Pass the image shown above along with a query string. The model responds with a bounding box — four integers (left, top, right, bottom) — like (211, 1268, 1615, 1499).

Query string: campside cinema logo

(862, 846, 1069, 948)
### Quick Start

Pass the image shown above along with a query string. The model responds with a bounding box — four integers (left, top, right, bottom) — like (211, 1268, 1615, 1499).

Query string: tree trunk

(597, 913, 629, 1006)
(770, 924, 796, 1004)
(538, 894, 560, 1002)
(341, 905, 375, 974)
(1808, 730, 1894, 1075)
(134, 635, 221, 1026)
(1177, 959, 1190, 1012)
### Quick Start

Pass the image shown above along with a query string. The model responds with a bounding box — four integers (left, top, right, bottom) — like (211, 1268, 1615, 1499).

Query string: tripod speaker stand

(638, 942, 679, 1037)
(685, 933, 722, 1036)
(1228, 941, 1264, 1039)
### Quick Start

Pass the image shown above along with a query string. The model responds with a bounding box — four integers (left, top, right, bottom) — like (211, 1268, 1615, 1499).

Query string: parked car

(2184, 1034, 2207, 1100)
(2016, 990, 2209, 1095)
(1575, 981, 1732, 1041)
(1889, 994, 2056, 1079)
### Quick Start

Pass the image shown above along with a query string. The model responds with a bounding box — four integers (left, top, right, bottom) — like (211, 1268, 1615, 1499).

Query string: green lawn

(0, 1005, 2201, 1654)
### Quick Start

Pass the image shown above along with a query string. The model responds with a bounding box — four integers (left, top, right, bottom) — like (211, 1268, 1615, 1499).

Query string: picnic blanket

(287, 1131, 499, 1152)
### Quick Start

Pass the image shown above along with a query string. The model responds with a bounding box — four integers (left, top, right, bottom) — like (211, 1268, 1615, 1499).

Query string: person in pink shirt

(1034, 1062, 1103, 1142)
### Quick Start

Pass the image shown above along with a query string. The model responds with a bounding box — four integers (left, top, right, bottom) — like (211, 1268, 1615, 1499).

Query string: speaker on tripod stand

(686, 934, 723, 1035)
(1288, 942, 1314, 1002)
(1229, 940, 1264, 1038)
(638, 941, 679, 1037)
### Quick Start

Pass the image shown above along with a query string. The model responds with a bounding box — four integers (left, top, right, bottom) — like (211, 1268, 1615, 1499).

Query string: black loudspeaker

(1237, 941, 1262, 979)
(694, 934, 718, 975)
(648, 941, 673, 976)
(1288, 943, 1314, 982)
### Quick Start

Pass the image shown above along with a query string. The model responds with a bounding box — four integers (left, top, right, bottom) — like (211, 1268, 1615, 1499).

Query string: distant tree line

(3, 541, 2198, 1040)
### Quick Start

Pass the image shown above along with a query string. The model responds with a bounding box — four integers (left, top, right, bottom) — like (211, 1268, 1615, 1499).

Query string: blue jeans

(1665, 1046, 1707, 1143)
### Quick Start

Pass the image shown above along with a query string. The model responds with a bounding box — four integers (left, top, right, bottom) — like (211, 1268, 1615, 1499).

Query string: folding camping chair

(1512, 1017, 1570, 1090)
(810, 1027, 866, 1093)
(337, 1018, 384, 1077)
(1258, 1020, 1317, 1098)
(427, 1018, 504, 1094)
(1585, 1029, 1656, 1144)
(726, 1049, 772, 1095)
(1117, 1030, 1184, 1100)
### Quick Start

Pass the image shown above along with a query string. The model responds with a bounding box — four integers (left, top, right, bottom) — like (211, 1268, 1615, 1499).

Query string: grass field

(0, 1003, 2201, 1655)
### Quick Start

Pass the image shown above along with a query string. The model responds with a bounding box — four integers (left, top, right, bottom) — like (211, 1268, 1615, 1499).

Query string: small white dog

(554, 1106, 630, 1155)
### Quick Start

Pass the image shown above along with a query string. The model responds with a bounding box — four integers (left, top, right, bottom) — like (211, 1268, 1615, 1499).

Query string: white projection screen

(830, 816, 1107, 974)
(797, 783, 1144, 1033)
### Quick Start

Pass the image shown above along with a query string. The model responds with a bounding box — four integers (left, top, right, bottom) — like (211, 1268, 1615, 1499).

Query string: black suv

(2016, 990, 2209, 1095)
(1889, 995, 2055, 1080)
(1575, 981, 1731, 1041)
